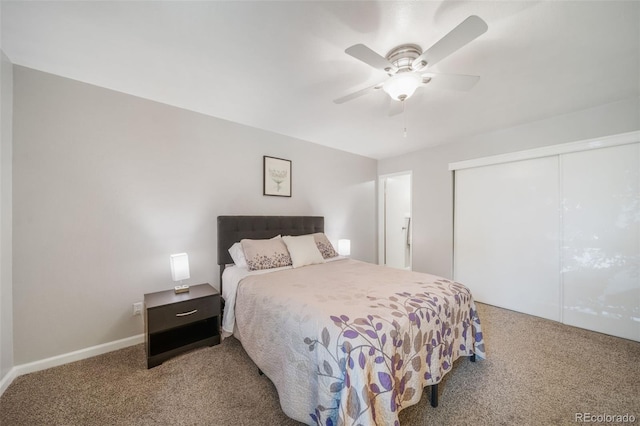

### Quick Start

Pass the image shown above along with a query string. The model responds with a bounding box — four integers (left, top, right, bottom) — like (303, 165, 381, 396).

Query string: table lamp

(170, 253, 190, 293)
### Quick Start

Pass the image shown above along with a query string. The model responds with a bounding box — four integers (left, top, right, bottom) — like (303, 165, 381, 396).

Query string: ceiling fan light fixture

(383, 72, 422, 101)
(335, 16, 487, 106)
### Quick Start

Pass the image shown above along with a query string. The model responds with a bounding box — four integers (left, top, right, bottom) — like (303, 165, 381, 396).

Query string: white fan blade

(346, 44, 398, 74)
(412, 15, 488, 70)
(333, 82, 384, 104)
(422, 72, 480, 91)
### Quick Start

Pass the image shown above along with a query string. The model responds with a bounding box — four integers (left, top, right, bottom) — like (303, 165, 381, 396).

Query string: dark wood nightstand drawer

(147, 295, 220, 333)
(144, 283, 221, 368)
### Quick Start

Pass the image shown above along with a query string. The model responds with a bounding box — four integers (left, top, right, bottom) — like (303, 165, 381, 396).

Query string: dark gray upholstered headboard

(217, 215, 324, 267)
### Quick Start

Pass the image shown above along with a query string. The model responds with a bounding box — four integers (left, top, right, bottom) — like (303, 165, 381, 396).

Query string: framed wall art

(263, 156, 292, 197)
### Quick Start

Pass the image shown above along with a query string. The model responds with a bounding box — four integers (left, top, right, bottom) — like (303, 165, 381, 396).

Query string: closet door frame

(449, 132, 639, 172)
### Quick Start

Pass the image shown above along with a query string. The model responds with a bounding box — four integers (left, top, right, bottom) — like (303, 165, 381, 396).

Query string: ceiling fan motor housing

(385, 44, 425, 74)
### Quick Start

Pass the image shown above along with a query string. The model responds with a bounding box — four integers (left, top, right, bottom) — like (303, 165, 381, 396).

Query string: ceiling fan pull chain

(403, 101, 407, 138)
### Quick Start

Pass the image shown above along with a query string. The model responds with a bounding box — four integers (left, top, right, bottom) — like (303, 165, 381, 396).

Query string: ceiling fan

(334, 15, 488, 107)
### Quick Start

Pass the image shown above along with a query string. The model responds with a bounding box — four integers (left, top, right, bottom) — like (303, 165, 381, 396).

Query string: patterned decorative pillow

(312, 233, 339, 259)
(229, 235, 281, 268)
(241, 237, 292, 271)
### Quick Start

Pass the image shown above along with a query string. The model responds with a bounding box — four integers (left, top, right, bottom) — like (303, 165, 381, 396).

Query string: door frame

(378, 171, 413, 268)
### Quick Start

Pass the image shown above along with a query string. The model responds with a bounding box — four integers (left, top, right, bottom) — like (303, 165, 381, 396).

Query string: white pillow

(228, 242, 248, 268)
(282, 234, 325, 268)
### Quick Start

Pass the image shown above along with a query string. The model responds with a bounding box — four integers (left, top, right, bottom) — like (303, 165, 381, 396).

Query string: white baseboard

(0, 366, 18, 396)
(0, 333, 144, 397)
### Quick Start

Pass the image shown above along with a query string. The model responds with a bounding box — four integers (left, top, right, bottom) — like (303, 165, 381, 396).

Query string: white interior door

(379, 173, 412, 270)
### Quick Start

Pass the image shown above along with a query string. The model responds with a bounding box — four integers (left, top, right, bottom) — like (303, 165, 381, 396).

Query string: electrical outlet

(133, 302, 143, 316)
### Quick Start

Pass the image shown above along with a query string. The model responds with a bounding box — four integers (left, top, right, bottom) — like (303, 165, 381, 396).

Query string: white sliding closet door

(452, 132, 639, 342)
(562, 144, 640, 341)
(454, 157, 560, 321)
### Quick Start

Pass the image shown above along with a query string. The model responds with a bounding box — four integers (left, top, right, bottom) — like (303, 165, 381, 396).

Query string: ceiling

(2, 1, 639, 160)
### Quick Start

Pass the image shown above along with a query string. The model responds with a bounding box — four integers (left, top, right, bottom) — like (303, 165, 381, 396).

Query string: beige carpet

(1, 303, 639, 425)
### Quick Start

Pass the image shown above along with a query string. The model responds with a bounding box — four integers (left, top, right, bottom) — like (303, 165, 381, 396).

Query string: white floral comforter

(233, 259, 485, 426)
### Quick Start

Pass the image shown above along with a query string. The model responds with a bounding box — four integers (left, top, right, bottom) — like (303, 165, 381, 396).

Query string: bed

(217, 215, 485, 426)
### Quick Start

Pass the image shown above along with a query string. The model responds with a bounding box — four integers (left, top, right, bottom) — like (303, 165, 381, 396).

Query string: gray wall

(1, 51, 14, 380)
(379, 97, 640, 279)
(12, 66, 377, 364)
(10, 63, 639, 367)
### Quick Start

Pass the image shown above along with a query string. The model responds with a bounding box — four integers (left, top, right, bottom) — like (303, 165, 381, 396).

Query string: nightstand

(144, 283, 221, 368)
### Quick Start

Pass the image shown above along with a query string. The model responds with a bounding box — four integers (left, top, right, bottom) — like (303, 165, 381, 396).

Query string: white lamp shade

(383, 73, 422, 101)
(170, 253, 190, 282)
(338, 239, 351, 256)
